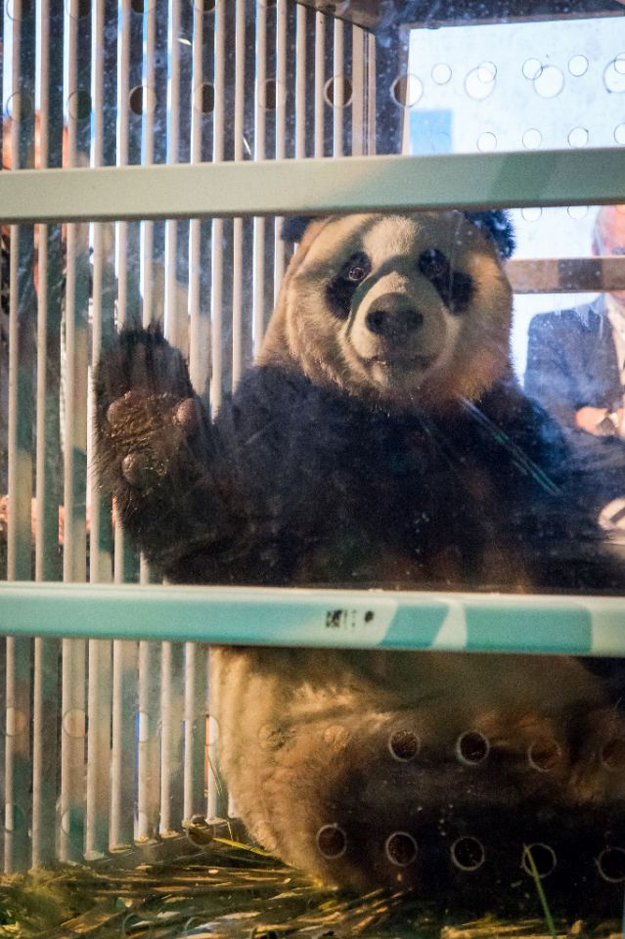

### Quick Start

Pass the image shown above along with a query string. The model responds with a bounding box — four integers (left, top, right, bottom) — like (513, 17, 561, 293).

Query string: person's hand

(575, 406, 624, 436)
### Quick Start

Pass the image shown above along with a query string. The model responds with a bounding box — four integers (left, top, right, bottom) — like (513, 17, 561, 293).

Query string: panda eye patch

(418, 248, 474, 315)
(326, 251, 371, 318)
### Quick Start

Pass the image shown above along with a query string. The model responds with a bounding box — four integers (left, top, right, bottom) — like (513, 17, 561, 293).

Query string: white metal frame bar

(0, 150, 624, 222)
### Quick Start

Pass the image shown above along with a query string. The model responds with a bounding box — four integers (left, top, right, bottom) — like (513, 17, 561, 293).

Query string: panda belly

(212, 645, 625, 898)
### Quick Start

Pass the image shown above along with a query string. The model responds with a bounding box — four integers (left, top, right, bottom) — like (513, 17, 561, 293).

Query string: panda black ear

(281, 216, 316, 243)
(464, 210, 516, 260)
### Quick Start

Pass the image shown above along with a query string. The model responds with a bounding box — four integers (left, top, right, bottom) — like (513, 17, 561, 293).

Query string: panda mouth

(370, 353, 436, 370)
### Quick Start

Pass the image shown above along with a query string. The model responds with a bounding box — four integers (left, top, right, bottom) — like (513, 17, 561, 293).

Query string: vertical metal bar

(314, 11, 325, 159)
(207, 648, 226, 820)
(137, 640, 160, 842)
(295, 2, 306, 161)
(230, 0, 246, 389)
(351, 25, 364, 157)
(5, 0, 36, 875)
(272, 0, 287, 302)
(210, 0, 225, 411)
(160, 641, 184, 835)
(332, 17, 344, 157)
(59, 637, 86, 863)
(32, 0, 63, 869)
(141, 0, 157, 327)
(188, 0, 207, 401)
(367, 31, 376, 156)
(109, 639, 136, 849)
(183, 642, 208, 822)
(252, 0, 266, 352)
(85, 639, 111, 858)
(164, 0, 181, 347)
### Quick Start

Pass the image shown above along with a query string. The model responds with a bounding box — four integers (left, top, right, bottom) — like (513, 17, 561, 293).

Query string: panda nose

(365, 295, 424, 339)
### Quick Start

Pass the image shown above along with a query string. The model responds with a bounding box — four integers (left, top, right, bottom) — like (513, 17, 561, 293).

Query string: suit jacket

(524, 297, 625, 506)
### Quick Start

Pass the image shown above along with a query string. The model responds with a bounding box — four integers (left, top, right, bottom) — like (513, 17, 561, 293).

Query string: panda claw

(121, 452, 153, 487)
(174, 397, 201, 433)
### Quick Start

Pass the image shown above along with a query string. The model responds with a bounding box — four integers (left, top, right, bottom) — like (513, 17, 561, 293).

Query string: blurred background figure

(525, 205, 625, 533)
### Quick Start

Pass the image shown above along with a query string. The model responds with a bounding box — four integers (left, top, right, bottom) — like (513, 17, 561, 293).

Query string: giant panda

(96, 211, 625, 906)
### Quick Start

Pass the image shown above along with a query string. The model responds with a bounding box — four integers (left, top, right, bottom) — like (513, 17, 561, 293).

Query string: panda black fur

(96, 211, 625, 901)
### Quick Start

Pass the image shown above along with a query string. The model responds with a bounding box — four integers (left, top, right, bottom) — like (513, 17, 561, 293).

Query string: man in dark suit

(524, 205, 625, 524)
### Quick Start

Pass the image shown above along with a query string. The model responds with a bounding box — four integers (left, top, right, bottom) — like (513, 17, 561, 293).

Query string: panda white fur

(96, 211, 625, 904)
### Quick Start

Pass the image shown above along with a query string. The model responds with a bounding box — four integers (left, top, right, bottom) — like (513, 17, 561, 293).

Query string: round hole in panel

(522, 842, 557, 878)
(7, 0, 33, 16)
(477, 132, 497, 152)
(477, 61, 496, 83)
(390, 73, 423, 108)
(456, 730, 490, 765)
(521, 208, 542, 222)
(68, 90, 92, 121)
(615, 123, 625, 144)
(324, 75, 354, 109)
(62, 707, 86, 739)
(451, 836, 485, 872)
(534, 65, 564, 98)
(522, 58, 542, 80)
(568, 205, 589, 219)
(6, 91, 34, 122)
(5, 707, 28, 738)
(596, 846, 625, 882)
(194, 82, 215, 114)
(4, 803, 26, 834)
(527, 737, 561, 771)
(522, 128, 542, 150)
(316, 824, 347, 859)
(568, 54, 589, 77)
(604, 57, 625, 93)
(185, 815, 213, 848)
(568, 126, 589, 148)
(388, 729, 420, 762)
(465, 66, 495, 100)
(385, 831, 418, 867)
(600, 737, 625, 771)
(432, 63, 452, 85)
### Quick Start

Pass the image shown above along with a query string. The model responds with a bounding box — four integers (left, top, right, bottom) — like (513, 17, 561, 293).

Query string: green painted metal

(0, 149, 623, 224)
(1, 581, 625, 656)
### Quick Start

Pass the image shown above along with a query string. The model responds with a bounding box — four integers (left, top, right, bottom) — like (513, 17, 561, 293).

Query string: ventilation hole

(323, 723, 350, 747)
(615, 123, 625, 145)
(568, 205, 589, 219)
(68, 90, 92, 121)
(316, 824, 347, 859)
(432, 63, 451, 85)
(616, 52, 625, 74)
(521, 208, 542, 222)
(184, 815, 213, 848)
(451, 836, 485, 872)
(456, 730, 490, 765)
(465, 66, 495, 100)
(6, 91, 34, 121)
(568, 126, 589, 148)
(4, 803, 26, 834)
(600, 737, 625, 771)
(533, 65, 564, 98)
(195, 82, 214, 114)
(605, 57, 625, 93)
(569, 54, 588, 77)
(522, 128, 542, 150)
(385, 831, 418, 867)
(528, 737, 561, 772)
(391, 73, 423, 108)
(522, 58, 542, 80)
(324, 76, 353, 108)
(522, 843, 557, 879)
(129, 85, 156, 116)
(62, 707, 86, 739)
(5, 707, 28, 738)
(388, 729, 420, 762)
(476, 132, 497, 152)
(596, 847, 625, 882)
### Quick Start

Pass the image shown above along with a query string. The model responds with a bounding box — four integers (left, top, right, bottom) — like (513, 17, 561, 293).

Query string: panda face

(265, 213, 513, 410)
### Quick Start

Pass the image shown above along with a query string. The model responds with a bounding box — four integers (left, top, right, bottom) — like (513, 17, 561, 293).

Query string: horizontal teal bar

(0, 149, 623, 223)
(1, 582, 625, 656)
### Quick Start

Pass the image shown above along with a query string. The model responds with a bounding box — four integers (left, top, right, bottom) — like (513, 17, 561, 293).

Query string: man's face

(595, 205, 625, 305)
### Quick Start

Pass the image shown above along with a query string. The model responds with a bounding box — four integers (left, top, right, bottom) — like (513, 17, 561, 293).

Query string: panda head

(261, 212, 514, 411)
